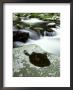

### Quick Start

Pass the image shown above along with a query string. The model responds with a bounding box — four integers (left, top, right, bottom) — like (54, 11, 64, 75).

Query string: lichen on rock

(13, 44, 60, 77)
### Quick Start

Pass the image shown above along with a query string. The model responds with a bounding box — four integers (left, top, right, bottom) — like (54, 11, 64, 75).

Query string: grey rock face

(13, 44, 60, 77)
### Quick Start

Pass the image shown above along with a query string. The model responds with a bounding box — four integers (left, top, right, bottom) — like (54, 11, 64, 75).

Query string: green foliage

(13, 13, 60, 29)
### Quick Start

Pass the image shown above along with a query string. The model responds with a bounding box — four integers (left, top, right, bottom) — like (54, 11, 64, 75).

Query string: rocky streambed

(13, 44, 60, 77)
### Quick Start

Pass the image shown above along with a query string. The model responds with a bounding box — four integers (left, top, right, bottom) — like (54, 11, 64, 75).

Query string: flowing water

(13, 28, 60, 56)
(14, 18, 60, 56)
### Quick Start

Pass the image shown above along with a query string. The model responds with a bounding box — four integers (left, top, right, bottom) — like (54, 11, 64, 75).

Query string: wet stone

(45, 29, 56, 36)
(47, 23, 56, 28)
(13, 30, 29, 42)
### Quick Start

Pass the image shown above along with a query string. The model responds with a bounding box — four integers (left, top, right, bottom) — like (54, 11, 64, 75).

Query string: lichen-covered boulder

(13, 44, 60, 77)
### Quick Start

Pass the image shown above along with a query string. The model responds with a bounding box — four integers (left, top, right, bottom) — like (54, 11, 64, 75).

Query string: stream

(13, 18, 60, 56)
(13, 27, 60, 56)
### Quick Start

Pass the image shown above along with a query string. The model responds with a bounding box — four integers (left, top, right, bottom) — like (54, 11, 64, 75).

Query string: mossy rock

(47, 28, 54, 32)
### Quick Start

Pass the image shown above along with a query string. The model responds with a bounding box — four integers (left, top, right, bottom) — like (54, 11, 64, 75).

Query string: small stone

(47, 23, 56, 28)
(45, 29, 56, 36)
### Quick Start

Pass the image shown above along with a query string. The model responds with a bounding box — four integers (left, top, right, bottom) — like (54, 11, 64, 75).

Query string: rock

(13, 41, 25, 48)
(47, 23, 56, 28)
(13, 44, 60, 77)
(22, 18, 48, 25)
(31, 27, 44, 36)
(45, 29, 56, 36)
(28, 29, 40, 40)
(13, 29, 40, 40)
(13, 30, 29, 42)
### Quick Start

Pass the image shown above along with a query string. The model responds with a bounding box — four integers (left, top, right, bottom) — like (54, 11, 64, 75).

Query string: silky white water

(14, 36, 60, 56)
(14, 18, 60, 56)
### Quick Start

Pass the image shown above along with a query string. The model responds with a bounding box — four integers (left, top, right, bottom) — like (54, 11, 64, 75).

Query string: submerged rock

(13, 41, 25, 48)
(31, 27, 44, 36)
(28, 29, 40, 40)
(45, 29, 56, 36)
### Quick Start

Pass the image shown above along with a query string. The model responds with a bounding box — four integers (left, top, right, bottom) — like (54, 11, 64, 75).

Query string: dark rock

(45, 29, 56, 36)
(13, 30, 29, 42)
(13, 29, 40, 40)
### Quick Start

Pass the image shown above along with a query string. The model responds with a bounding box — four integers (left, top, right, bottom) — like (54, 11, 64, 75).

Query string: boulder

(13, 30, 29, 42)
(13, 29, 40, 40)
(13, 44, 60, 77)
